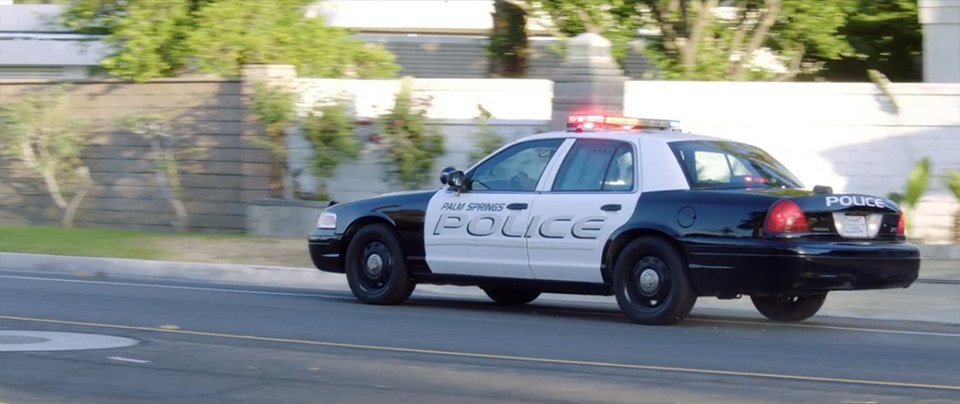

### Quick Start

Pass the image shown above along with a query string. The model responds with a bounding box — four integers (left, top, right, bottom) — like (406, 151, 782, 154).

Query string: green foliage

(61, 0, 399, 81)
(524, 0, 858, 80)
(469, 105, 506, 164)
(301, 99, 360, 199)
(822, 0, 922, 82)
(944, 169, 960, 202)
(488, 0, 530, 77)
(904, 157, 931, 209)
(376, 77, 445, 190)
(250, 81, 298, 159)
(888, 158, 931, 236)
(0, 85, 93, 227)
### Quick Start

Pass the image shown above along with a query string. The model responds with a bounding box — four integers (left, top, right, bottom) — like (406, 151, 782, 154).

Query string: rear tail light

(764, 199, 811, 234)
(896, 214, 906, 236)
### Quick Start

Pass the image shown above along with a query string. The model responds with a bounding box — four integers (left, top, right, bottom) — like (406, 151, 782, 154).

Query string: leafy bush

(888, 157, 930, 236)
(301, 98, 360, 200)
(250, 81, 298, 198)
(375, 77, 445, 190)
(468, 104, 506, 165)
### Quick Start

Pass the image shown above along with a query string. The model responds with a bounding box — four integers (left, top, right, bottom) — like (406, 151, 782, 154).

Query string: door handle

(507, 203, 528, 211)
(601, 204, 622, 212)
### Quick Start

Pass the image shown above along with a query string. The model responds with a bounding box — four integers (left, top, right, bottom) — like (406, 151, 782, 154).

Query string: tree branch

(725, 6, 752, 74)
(502, 0, 567, 38)
(774, 44, 805, 81)
(730, 0, 781, 80)
(682, 0, 719, 76)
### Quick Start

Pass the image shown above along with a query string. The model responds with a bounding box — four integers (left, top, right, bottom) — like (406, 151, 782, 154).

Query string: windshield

(669, 140, 803, 189)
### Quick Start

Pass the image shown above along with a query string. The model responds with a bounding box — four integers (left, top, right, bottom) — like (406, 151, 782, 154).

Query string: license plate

(838, 214, 868, 238)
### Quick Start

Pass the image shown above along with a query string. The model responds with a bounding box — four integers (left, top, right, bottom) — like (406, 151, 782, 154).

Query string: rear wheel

(482, 287, 540, 305)
(750, 293, 827, 322)
(344, 224, 415, 305)
(613, 237, 697, 325)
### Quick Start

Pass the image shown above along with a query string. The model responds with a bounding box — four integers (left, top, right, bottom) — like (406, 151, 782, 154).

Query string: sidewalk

(0, 251, 957, 325)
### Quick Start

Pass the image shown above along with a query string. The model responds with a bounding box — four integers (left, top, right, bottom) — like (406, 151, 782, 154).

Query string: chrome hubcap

(638, 268, 660, 295)
(365, 254, 384, 277)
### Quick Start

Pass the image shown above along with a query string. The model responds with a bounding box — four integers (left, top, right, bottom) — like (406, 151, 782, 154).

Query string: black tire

(613, 237, 697, 325)
(482, 287, 541, 305)
(344, 223, 415, 305)
(750, 293, 827, 322)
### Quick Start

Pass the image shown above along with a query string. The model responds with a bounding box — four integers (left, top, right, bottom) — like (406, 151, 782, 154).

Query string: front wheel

(482, 287, 540, 305)
(750, 293, 827, 322)
(613, 237, 697, 325)
(344, 224, 415, 305)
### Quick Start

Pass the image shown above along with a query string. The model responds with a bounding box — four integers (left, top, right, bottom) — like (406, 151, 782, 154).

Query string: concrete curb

(0, 252, 336, 290)
(0, 251, 956, 287)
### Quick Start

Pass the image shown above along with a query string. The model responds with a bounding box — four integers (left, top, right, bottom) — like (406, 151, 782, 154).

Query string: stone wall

(0, 78, 271, 231)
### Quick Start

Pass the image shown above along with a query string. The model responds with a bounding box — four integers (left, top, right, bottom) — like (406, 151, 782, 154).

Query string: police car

(308, 114, 920, 325)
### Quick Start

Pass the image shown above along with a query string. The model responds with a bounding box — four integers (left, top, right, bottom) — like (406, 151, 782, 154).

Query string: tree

(118, 113, 202, 232)
(821, 0, 922, 82)
(489, 0, 531, 77)
(518, 0, 857, 80)
(0, 85, 93, 228)
(61, 0, 398, 81)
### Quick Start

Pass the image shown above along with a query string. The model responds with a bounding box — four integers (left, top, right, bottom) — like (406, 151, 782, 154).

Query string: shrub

(301, 98, 360, 200)
(375, 77, 445, 190)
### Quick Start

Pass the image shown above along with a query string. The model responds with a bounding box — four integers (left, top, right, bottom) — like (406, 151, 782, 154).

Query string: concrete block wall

(0, 78, 271, 232)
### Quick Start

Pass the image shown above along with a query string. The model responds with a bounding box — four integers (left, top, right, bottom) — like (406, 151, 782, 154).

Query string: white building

(0, 1, 109, 79)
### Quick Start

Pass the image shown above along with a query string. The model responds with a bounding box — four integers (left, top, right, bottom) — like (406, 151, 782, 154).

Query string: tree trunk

(151, 139, 189, 232)
(489, 0, 529, 78)
(62, 166, 91, 228)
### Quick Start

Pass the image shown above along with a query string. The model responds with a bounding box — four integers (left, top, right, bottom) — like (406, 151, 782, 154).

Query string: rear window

(669, 141, 803, 189)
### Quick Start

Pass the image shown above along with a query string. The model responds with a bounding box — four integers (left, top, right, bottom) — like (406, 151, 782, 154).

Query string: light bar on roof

(567, 114, 680, 132)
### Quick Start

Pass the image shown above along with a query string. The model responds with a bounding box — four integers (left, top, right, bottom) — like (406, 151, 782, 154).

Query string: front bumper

(686, 240, 920, 296)
(308, 229, 344, 273)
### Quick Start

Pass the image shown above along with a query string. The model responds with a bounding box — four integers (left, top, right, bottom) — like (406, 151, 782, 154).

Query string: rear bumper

(308, 229, 344, 273)
(685, 240, 920, 296)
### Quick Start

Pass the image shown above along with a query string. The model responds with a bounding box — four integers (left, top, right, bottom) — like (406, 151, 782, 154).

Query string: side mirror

(813, 185, 834, 194)
(448, 170, 465, 190)
(440, 166, 457, 185)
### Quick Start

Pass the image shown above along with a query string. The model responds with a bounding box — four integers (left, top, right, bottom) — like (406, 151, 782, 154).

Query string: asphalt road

(0, 269, 958, 403)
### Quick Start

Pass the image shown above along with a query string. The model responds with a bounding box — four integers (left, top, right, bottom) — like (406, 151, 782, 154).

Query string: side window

(553, 139, 635, 192)
(469, 139, 564, 192)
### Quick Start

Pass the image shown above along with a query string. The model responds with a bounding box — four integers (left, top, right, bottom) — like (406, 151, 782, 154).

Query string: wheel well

(339, 216, 400, 269)
(602, 229, 688, 285)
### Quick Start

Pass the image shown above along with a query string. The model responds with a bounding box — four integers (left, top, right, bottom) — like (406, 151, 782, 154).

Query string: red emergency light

(567, 114, 680, 132)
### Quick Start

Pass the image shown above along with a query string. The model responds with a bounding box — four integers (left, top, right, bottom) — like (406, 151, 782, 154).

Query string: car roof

(522, 129, 727, 145)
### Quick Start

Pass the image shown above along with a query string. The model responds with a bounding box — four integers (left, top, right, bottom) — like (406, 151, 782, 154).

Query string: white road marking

(1, 274, 958, 338)
(108, 356, 151, 364)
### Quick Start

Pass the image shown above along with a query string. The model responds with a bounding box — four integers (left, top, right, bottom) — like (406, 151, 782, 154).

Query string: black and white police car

(308, 114, 920, 325)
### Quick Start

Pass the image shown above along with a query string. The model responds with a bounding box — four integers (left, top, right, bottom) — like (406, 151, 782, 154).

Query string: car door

(527, 138, 641, 283)
(424, 138, 566, 279)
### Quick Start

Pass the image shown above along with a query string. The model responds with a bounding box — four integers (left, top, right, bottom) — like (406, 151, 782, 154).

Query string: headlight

(317, 212, 337, 229)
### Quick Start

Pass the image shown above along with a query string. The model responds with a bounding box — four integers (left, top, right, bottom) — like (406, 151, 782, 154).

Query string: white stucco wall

(292, 78, 960, 242)
(625, 81, 960, 242)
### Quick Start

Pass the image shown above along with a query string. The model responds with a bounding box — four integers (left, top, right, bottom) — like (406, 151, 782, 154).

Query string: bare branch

(731, 0, 781, 80)
(725, 6, 752, 74)
(774, 44, 805, 81)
